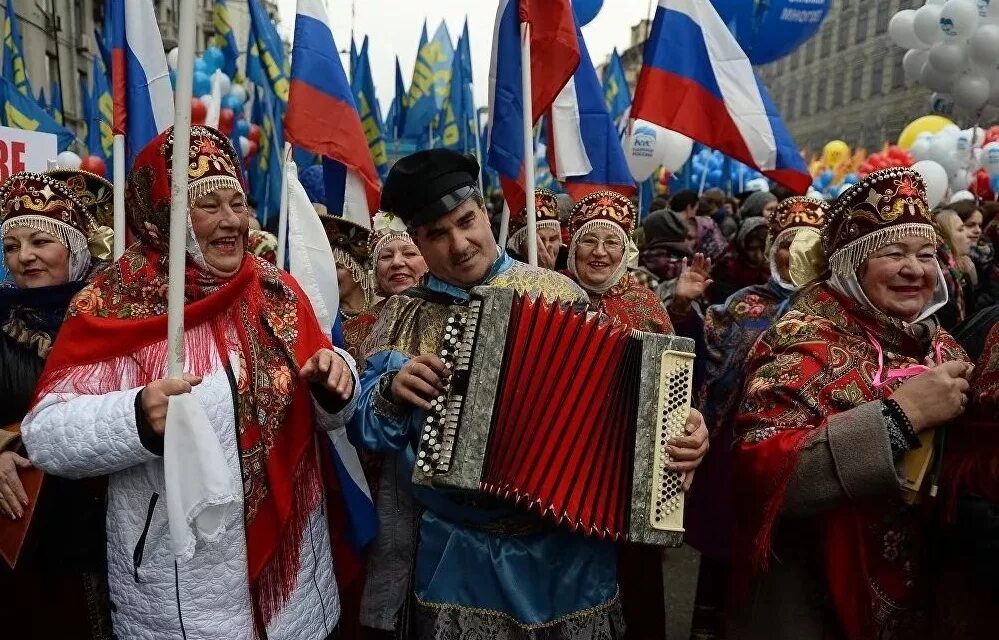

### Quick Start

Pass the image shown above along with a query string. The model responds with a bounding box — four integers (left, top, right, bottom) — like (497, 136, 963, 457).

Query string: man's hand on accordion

(391, 355, 449, 410)
(666, 407, 709, 492)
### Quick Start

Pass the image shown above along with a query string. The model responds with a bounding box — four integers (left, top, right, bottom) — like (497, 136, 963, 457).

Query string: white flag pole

(166, 0, 197, 378)
(275, 143, 292, 269)
(113, 135, 126, 258)
(520, 21, 537, 267)
(498, 201, 510, 249)
(473, 106, 485, 196)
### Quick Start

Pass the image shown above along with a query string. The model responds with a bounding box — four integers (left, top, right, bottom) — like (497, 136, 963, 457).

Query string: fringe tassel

(331, 247, 373, 307)
(829, 224, 936, 278)
(506, 219, 560, 252)
(188, 176, 244, 208)
(2, 215, 88, 254)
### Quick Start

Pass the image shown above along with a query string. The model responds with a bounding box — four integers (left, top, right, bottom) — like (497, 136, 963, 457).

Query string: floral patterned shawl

(576, 272, 674, 334)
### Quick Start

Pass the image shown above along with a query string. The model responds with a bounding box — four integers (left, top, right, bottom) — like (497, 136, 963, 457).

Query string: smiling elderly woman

(20, 126, 359, 640)
(731, 168, 974, 640)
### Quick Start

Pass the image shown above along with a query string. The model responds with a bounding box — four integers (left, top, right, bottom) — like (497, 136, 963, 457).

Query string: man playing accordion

(349, 149, 708, 640)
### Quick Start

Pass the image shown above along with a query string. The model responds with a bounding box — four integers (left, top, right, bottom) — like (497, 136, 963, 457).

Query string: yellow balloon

(822, 140, 850, 168)
(897, 115, 955, 150)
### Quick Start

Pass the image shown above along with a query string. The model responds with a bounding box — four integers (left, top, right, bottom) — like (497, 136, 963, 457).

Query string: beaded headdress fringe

(507, 219, 560, 251)
(188, 176, 244, 207)
(1, 214, 88, 255)
(828, 222, 936, 277)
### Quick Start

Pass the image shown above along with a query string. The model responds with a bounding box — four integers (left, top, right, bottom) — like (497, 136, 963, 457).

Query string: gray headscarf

(738, 191, 777, 219)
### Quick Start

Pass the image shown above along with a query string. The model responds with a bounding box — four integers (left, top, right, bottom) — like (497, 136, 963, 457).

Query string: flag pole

(473, 105, 485, 196)
(112, 135, 126, 258)
(276, 142, 292, 268)
(166, 0, 198, 378)
(498, 201, 510, 249)
(520, 21, 537, 267)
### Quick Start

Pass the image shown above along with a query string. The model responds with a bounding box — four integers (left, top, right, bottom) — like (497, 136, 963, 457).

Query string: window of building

(832, 69, 845, 107)
(802, 80, 812, 116)
(838, 13, 852, 50)
(851, 65, 864, 101)
(816, 77, 827, 112)
(789, 50, 800, 70)
(871, 57, 885, 96)
(821, 28, 832, 57)
(805, 39, 816, 64)
(856, 7, 869, 44)
(876, 1, 891, 34)
(787, 89, 797, 118)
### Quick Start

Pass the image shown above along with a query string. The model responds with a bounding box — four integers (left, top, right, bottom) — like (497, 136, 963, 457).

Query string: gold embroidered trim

(415, 587, 621, 631)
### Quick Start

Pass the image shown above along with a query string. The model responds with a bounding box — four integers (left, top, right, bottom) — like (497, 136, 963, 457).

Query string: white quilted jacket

(22, 341, 358, 640)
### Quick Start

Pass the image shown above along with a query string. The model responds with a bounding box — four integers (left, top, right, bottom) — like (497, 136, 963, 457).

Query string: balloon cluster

(53, 150, 108, 178)
(687, 148, 767, 191)
(858, 146, 915, 177)
(809, 140, 857, 198)
(900, 118, 987, 206)
(892, 0, 999, 114)
(167, 45, 260, 163)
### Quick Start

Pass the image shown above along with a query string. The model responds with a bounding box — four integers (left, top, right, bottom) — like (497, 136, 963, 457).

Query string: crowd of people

(0, 127, 997, 640)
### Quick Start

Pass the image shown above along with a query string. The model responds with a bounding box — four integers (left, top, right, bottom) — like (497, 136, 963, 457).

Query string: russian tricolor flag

(546, 24, 635, 201)
(632, 0, 811, 194)
(110, 0, 174, 168)
(285, 0, 380, 227)
(487, 0, 580, 215)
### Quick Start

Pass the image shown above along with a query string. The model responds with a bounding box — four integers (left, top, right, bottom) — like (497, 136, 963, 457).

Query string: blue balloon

(202, 46, 224, 74)
(234, 119, 251, 138)
(708, 169, 723, 186)
(572, 0, 603, 27)
(222, 94, 244, 112)
(990, 174, 999, 194)
(193, 71, 211, 97)
(193, 58, 208, 75)
(842, 173, 859, 185)
(711, 0, 831, 65)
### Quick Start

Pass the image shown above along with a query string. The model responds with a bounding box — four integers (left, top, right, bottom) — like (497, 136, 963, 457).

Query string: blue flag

(3, 0, 32, 97)
(248, 84, 283, 225)
(36, 88, 47, 113)
(458, 19, 473, 83)
(440, 30, 475, 154)
(350, 37, 389, 179)
(384, 56, 405, 141)
(78, 79, 90, 150)
(602, 48, 631, 125)
(402, 20, 453, 140)
(246, 0, 289, 106)
(213, 0, 240, 79)
(90, 55, 114, 162)
(50, 81, 64, 126)
(349, 38, 358, 84)
(0, 76, 74, 151)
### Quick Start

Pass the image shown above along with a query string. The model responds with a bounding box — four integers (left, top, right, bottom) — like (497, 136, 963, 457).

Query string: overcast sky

(273, 1, 654, 119)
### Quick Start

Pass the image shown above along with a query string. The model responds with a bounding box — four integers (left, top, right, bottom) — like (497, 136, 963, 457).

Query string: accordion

(412, 286, 695, 547)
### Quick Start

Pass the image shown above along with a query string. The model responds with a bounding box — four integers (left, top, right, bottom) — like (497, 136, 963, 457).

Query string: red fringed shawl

(734, 284, 968, 639)
(33, 246, 333, 632)
(581, 273, 674, 334)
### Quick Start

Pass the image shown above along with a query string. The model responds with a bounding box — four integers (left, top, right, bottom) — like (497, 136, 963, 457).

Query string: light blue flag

(50, 81, 64, 126)
(349, 38, 358, 84)
(384, 56, 405, 141)
(213, 0, 240, 79)
(0, 75, 75, 151)
(350, 37, 389, 179)
(248, 84, 283, 225)
(402, 20, 453, 140)
(36, 87, 47, 113)
(3, 0, 32, 97)
(90, 55, 114, 162)
(78, 78, 90, 152)
(602, 48, 631, 125)
(440, 30, 476, 154)
(246, 0, 289, 105)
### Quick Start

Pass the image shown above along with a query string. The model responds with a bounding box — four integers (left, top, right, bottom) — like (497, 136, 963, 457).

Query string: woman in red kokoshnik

(20, 126, 359, 640)
(731, 168, 974, 639)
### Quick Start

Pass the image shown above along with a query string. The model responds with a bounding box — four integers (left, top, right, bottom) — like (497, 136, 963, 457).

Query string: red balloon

(79, 155, 108, 178)
(986, 126, 999, 146)
(219, 108, 235, 135)
(973, 168, 995, 201)
(246, 140, 258, 157)
(248, 124, 262, 144)
(191, 98, 207, 125)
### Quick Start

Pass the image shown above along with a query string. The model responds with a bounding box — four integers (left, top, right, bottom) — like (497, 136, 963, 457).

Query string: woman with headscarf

(731, 168, 974, 640)
(565, 190, 710, 640)
(737, 190, 778, 221)
(322, 213, 376, 361)
(689, 198, 829, 588)
(0, 171, 114, 639)
(709, 216, 771, 305)
(20, 126, 359, 640)
(935, 209, 977, 329)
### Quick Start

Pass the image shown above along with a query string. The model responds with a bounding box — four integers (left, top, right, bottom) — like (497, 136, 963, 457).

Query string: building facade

(1, 0, 279, 148)
(757, 0, 930, 153)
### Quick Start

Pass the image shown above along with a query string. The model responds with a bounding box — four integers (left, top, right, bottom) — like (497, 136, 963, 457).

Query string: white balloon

(941, 123, 963, 136)
(930, 91, 956, 115)
(229, 83, 248, 103)
(952, 73, 991, 110)
(929, 41, 969, 73)
(990, 0, 999, 18)
(55, 150, 82, 170)
(167, 47, 180, 71)
(982, 141, 999, 175)
(951, 170, 974, 191)
(890, 10, 928, 50)
(914, 5, 945, 45)
(930, 133, 962, 174)
(911, 160, 950, 207)
(213, 71, 232, 96)
(199, 93, 213, 106)
(911, 135, 934, 161)
(940, 0, 981, 40)
(921, 59, 957, 92)
(949, 189, 976, 202)
(624, 121, 665, 181)
(656, 129, 694, 173)
(904, 49, 930, 83)
(239, 136, 251, 157)
(970, 23, 999, 67)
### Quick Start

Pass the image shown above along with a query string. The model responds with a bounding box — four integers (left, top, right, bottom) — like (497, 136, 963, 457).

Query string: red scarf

(734, 284, 968, 639)
(34, 245, 332, 631)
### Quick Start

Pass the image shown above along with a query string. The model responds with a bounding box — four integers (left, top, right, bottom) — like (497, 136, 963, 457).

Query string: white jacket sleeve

(311, 346, 360, 432)
(22, 388, 161, 479)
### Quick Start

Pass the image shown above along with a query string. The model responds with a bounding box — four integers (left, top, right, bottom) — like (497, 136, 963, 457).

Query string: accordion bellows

(412, 287, 694, 547)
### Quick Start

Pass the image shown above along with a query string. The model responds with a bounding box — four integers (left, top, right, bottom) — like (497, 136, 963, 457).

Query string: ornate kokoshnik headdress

(506, 188, 561, 252)
(320, 213, 374, 305)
